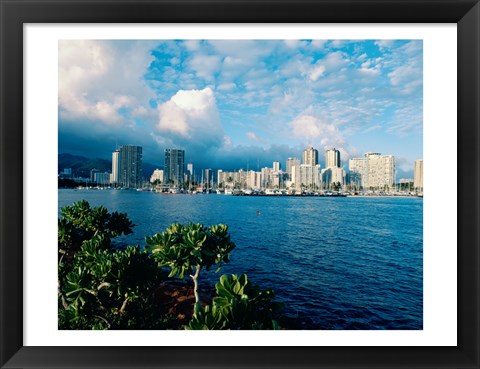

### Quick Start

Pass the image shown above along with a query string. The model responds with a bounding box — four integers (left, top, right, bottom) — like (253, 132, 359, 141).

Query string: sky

(58, 39, 423, 178)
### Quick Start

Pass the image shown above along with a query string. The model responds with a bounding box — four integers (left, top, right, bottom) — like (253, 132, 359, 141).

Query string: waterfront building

(414, 159, 423, 191)
(186, 163, 194, 183)
(164, 149, 185, 187)
(286, 157, 300, 190)
(94, 172, 111, 186)
(90, 168, 100, 182)
(299, 164, 322, 191)
(323, 148, 345, 188)
(302, 147, 318, 166)
(245, 170, 261, 189)
(118, 145, 143, 189)
(286, 157, 299, 180)
(349, 157, 368, 189)
(349, 152, 395, 190)
(321, 167, 346, 189)
(150, 169, 164, 184)
(261, 167, 272, 189)
(111, 150, 120, 185)
(203, 168, 215, 189)
(218, 170, 245, 189)
(325, 148, 341, 168)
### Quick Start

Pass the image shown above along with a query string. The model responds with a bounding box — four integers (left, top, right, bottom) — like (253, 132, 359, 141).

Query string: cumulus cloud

(58, 40, 156, 125)
(156, 87, 224, 151)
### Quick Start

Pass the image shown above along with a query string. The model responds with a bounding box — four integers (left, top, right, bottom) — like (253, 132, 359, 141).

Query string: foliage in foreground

(58, 201, 283, 330)
(58, 201, 165, 329)
(146, 223, 236, 311)
(186, 274, 283, 330)
(59, 244, 165, 329)
(58, 200, 134, 259)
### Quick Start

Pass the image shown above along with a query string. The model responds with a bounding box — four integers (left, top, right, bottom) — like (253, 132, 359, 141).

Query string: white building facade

(349, 152, 396, 190)
(414, 159, 423, 191)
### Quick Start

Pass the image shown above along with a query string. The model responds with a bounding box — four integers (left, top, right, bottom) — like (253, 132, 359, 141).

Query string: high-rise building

(302, 147, 318, 166)
(299, 164, 322, 191)
(111, 150, 120, 185)
(349, 152, 395, 190)
(286, 158, 300, 180)
(323, 148, 345, 188)
(203, 168, 214, 189)
(349, 157, 368, 189)
(273, 161, 281, 172)
(325, 148, 341, 168)
(118, 145, 143, 189)
(187, 163, 194, 182)
(261, 167, 272, 189)
(414, 159, 423, 191)
(164, 149, 185, 187)
(321, 167, 346, 189)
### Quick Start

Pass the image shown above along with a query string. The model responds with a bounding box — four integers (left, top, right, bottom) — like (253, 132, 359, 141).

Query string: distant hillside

(58, 153, 161, 179)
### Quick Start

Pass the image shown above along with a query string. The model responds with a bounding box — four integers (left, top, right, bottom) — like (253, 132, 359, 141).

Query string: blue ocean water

(58, 189, 423, 330)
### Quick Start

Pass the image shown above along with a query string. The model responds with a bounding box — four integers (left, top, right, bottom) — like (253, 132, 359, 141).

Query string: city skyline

(59, 39, 423, 178)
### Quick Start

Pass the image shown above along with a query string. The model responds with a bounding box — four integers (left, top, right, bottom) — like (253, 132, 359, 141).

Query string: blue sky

(58, 39, 422, 178)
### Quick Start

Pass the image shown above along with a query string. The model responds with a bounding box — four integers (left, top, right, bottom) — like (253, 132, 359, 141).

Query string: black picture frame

(1, 0, 479, 368)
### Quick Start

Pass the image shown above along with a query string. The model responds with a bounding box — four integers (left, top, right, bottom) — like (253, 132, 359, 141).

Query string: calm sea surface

(58, 189, 423, 330)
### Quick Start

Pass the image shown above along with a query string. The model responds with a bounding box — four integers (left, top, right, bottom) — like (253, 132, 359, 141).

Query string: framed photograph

(1, 0, 479, 368)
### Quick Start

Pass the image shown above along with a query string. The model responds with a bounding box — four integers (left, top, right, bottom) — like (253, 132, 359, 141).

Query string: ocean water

(58, 189, 423, 330)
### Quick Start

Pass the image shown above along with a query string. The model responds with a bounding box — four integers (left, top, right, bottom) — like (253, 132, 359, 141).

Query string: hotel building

(349, 152, 396, 190)
(322, 148, 346, 188)
(111, 149, 120, 185)
(116, 145, 143, 189)
(164, 149, 185, 187)
(302, 147, 318, 166)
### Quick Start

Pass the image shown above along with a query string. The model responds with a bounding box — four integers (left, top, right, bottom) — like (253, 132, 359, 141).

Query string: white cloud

(289, 114, 346, 149)
(157, 87, 224, 149)
(310, 40, 327, 49)
(322, 51, 349, 71)
(375, 40, 395, 51)
(284, 40, 308, 49)
(309, 63, 326, 81)
(187, 54, 221, 82)
(58, 40, 156, 125)
(217, 82, 237, 91)
(188, 54, 220, 82)
(183, 40, 201, 51)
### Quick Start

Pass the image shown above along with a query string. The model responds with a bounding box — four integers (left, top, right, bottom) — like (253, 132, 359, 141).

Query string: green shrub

(146, 223, 236, 311)
(58, 200, 133, 259)
(58, 244, 164, 330)
(186, 274, 282, 330)
(58, 201, 165, 330)
(58, 202, 285, 330)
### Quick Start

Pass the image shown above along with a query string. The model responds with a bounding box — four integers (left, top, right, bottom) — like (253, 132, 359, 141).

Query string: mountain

(58, 153, 161, 179)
